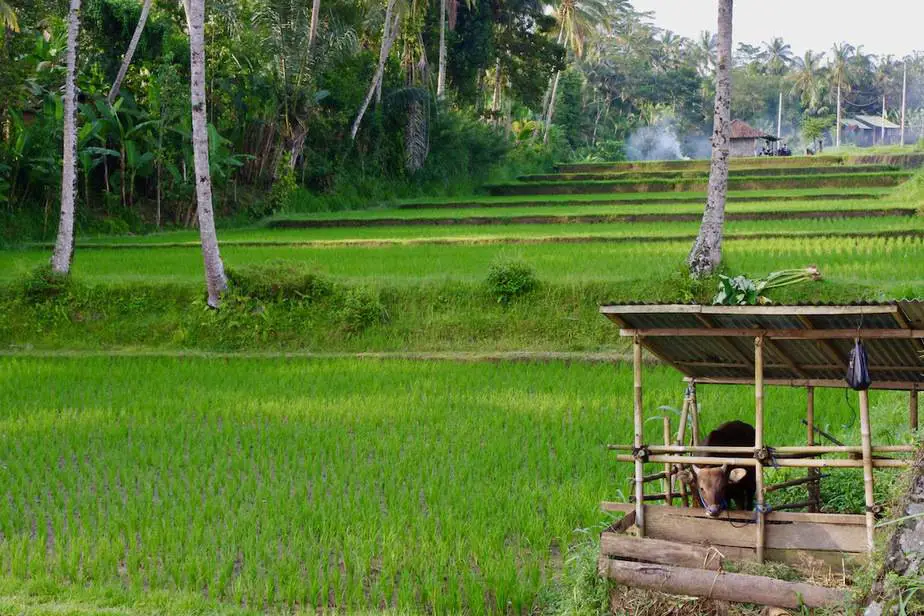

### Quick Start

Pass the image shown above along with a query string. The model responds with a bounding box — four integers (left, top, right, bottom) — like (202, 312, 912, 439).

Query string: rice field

(0, 357, 912, 613)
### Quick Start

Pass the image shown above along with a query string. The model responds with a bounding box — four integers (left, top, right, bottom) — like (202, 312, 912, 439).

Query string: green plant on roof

(714, 267, 822, 306)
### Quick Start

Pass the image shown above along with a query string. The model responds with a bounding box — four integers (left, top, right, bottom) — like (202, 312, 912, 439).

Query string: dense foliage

(2, 0, 924, 241)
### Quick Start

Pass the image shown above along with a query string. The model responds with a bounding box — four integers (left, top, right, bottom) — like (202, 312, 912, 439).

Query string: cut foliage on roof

(730, 119, 773, 140)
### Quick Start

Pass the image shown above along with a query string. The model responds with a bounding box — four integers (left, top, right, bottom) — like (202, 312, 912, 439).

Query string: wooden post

(777, 90, 783, 139)
(859, 389, 875, 552)
(690, 383, 700, 446)
(633, 335, 645, 536)
(910, 386, 918, 432)
(755, 336, 766, 563)
(676, 393, 691, 507)
(901, 60, 907, 147)
(806, 386, 820, 513)
(663, 416, 673, 506)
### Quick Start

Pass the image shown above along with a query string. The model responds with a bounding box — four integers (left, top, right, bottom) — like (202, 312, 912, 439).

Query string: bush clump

(486, 260, 539, 304)
(226, 261, 333, 302)
(17, 265, 73, 303)
(338, 288, 388, 335)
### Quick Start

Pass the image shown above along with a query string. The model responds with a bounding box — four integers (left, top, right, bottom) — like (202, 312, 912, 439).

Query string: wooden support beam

(614, 454, 909, 468)
(694, 313, 755, 368)
(911, 387, 919, 432)
(633, 335, 645, 536)
(859, 389, 876, 552)
(797, 315, 849, 369)
(600, 533, 722, 570)
(662, 416, 672, 507)
(765, 337, 808, 378)
(597, 559, 850, 609)
(690, 384, 700, 446)
(608, 444, 913, 454)
(807, 386, 820, 513)
(620, 327, 924, 339)
(686, 377, 923, 391)
(601, 304, 899, 317)
(772, 500, 819, 511)
(755, 336, 767, 563)
(767, 474, 825, 493)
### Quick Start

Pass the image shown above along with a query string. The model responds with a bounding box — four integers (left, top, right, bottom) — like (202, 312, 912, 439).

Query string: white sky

(630, 0, 924, 59)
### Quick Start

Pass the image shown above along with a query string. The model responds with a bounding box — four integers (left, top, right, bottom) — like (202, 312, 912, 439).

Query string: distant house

(841, 115, 902, 147)
(729, 119, 776, 157)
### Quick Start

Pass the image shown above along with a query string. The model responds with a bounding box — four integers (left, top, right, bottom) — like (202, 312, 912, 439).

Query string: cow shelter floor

(0, 355, 911, 613)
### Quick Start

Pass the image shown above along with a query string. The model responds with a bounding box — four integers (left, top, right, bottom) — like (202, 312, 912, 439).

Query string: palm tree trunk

(107, 0, 152, 105)
(307, 0, 320, 49)
(688, 0, 733, 277)
(188, 0, 227, 308)
(542, 70, 561, 144)
(51, 0, 81, 275)
(436, 0, 446, 98)
(491, 58, 502, 124)
(835, 81, 841, 148)
(352, 0, 399, 140)
(533, 25, 565, 141)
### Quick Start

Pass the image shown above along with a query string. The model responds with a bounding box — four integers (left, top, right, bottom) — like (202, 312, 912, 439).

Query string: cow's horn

(691, 464, 701, 474)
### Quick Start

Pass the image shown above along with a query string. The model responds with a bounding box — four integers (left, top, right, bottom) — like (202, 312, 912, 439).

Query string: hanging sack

(846, 339, 871, 391)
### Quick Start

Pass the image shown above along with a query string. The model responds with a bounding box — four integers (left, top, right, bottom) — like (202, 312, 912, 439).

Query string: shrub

(225, 261, 333, 302)
(338, 288, 388, 335)
(17, 265, 72, 304)
(486, 260, 539, 304)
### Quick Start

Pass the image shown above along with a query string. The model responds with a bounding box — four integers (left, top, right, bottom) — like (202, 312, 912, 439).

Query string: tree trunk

(687, 0, 733, 277)
(835, 81, 841, 148)
(51, 0, 81, 275)
(533, 25, 565, 141)
(188, 0, 227, 308)
(307, 0, 320, 50)
(436, 0, 446, 98)
(542, 70, 561, 144)
(351, 0, 399, 140)
(107, 0, 152, 105)
(490, 58, 502, 125)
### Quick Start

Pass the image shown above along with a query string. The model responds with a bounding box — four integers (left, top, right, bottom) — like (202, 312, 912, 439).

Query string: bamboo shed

(597, 303, 922, 609)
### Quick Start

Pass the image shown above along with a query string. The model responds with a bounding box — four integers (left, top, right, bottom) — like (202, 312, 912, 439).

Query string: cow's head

(677, 464, 747, 517)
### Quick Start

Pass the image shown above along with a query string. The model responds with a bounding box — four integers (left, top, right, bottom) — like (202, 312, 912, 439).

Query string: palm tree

(693, 30, 717, 78)
(0, 0, 19, 32)
(688, 0, 732, 277)
(107, 0, 153, 104)
(351, 0, 401, 139)
(51, 0, 82, 275)
(790, 50, 826, 115)
(829, 42, 854, 147)
(187, 0, 227, 307)
(761, 37, 793, 75)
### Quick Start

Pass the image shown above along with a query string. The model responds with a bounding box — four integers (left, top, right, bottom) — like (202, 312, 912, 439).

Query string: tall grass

(0, 357, 912, 613)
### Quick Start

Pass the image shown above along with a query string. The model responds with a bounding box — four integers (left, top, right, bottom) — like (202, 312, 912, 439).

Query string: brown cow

(677, 420, 756, 518)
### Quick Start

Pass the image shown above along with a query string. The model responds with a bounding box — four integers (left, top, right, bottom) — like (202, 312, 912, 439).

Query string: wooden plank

(707, 544, 864, 573)
(597, 559, 849, 609)
(600, 533, 722, 570)
(601, 502, 865, 526)
(645, 510, 868, 553)
(686, 376, 922, 391)
(600, 304, 898, 316)
(620, 327, 923, 339)
(608, 444, 913, 454)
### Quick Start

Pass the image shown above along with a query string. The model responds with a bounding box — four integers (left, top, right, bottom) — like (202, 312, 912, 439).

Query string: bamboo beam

(662, 416, 672, 506)
(640, 471, 669, 483)
(614, 454, 909, 468)
(755, 336, 766, 563)
(600, 304, 899, 316)
(693, 313, 755, 368)
(807, 386, 820, 513)
(803, 419, 845, 446)
(597, 559, 849, 609)
(766, 474, 825, 492)
(620, 327, 924, 339)
(797, 314, 849, 369)
(911, 387, 919, 432)
(859, 389, 875, 552)
(676, 391, 691, 507)
(690, 384, 700, 446)
(608, 444, 913, 454)
(633, 335, 645, 536)
(765, 337, 808, 378)
(630, 492, 684, 502)
(687, 377, 923, 391)
(676, 360, 923, 373)
(772, 500, 819, 511)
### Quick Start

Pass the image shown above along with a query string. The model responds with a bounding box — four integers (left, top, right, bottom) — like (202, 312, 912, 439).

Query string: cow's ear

(677, 470, 695, 485)
(728, 468, 747, 483)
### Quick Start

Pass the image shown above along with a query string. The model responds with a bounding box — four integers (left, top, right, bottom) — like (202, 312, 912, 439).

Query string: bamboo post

(910, 386, 918, 432)
(633, 335, 645, 536)
(755, 336, 766, 563)
(690, 383, 700, 446)
(859, 389, 875, 552)
(663, 416, 673, 506)
(675, 393, 691, 505)
(806, 386, 820, 513)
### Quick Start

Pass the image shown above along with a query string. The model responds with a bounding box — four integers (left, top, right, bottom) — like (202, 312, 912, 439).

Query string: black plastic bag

(846, 339, 871, 391)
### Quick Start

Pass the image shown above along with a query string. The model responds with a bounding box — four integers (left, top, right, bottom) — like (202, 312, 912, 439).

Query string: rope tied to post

(632, 445, 650, 462)
(754, 446, 780, 468)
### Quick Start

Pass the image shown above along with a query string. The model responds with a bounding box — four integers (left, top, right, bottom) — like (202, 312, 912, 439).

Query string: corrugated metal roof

(854, 114, 901, 130)
(600, 302, 924, 389)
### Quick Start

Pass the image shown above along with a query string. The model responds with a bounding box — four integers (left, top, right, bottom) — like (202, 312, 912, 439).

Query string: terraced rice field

(1, 154, 921, 613)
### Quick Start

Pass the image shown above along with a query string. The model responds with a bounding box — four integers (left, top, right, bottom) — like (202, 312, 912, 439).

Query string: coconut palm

(688, 0, 732, 277)
(107, 0, 153, 104)
(829, 42, 854, 147)
(351, 0, 401, 139)
(187, 0, 227, 307)
(790, 50, 827, 115)
(693, 30, 717, 78)
(761, 37, 793, 75)
(51, 0, 82, 275)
